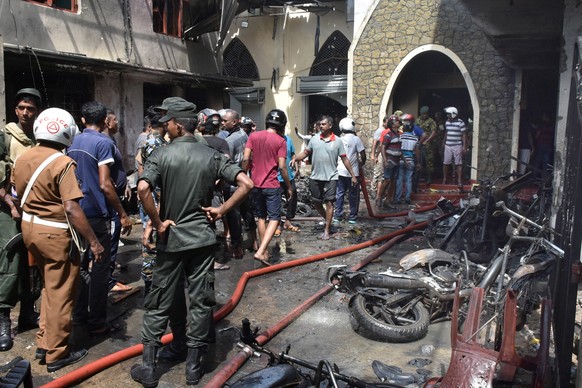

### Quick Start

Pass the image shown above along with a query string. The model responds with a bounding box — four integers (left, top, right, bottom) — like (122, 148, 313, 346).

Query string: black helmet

(265, 109, 287, 130)
(198, 108, 221, 134)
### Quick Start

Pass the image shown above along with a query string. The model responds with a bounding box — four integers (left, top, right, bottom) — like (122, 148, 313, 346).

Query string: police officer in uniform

(13, 108, 104, 372)
(0, 88, 43, 351)
(131, 102, 253, 387)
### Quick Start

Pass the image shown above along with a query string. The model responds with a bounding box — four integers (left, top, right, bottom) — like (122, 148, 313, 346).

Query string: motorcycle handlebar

(496, 201, 545, 230)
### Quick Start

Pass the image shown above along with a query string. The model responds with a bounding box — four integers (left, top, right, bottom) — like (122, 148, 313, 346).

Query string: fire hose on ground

(41, 177, 440, 387)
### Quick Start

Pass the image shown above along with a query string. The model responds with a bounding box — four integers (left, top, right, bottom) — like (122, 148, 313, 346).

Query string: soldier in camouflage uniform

(137, 109, 167, 294)
(416, 106, 438, 185)
(0, 88, 42, 351)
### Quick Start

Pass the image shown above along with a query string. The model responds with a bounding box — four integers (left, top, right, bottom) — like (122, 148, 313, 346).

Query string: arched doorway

(380, 44, 480, 181)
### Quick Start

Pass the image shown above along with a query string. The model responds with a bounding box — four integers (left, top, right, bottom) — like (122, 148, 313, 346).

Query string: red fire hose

(206, 220, 423, 387)
(42, 174, 438, 387)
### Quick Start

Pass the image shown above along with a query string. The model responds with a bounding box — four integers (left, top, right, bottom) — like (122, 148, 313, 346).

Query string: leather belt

(22, 212, 69, 229)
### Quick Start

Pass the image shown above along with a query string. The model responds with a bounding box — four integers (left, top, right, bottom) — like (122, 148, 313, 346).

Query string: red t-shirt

(246, 130, 287, 188)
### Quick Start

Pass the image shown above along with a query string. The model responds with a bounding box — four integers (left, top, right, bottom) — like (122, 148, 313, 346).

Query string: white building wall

(0, 0, 218, 72)
(221, 5, 353, 150)
(0, 0, 222, 165)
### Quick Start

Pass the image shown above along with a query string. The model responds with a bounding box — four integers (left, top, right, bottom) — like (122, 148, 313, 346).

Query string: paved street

(0, 200, 542, 387)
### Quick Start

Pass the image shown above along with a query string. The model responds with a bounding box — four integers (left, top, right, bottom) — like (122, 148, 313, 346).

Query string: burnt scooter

(328, 201, 563, 343)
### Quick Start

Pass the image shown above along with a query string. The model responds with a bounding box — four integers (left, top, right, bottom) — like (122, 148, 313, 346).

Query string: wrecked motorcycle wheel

(295, 202, 313, 217)
(283, 201, 313, 217)
(349, 292, 430, 343)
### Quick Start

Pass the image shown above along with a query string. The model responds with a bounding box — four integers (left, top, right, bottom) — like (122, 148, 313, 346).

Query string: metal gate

(553, 36, 582, 387)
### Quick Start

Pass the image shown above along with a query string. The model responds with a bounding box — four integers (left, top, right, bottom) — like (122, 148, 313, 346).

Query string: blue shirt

(67, 128, 117, 218)
(278, 135, 295, 182)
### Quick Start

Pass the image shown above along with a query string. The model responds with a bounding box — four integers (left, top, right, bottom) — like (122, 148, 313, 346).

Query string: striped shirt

(400, 131, 419, 163)
(382, 129, 401, 165)
(444, 119, 466, 146)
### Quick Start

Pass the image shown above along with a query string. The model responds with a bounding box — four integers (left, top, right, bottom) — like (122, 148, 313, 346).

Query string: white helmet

(339, 117, 356, 133)
(444, 107, 458, 119)
(34, 108, 79, 147)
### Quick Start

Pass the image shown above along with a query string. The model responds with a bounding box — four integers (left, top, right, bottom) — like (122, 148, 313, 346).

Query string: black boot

(0, 309, 13, 351)
(130, 345, 158, 388)
(158, 326, 187, 362)
(18, 299, 39, 332)
(185, 347, 204, 385)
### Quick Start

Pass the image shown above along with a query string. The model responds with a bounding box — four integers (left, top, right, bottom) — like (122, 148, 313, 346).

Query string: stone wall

(352, 0, 515, 179)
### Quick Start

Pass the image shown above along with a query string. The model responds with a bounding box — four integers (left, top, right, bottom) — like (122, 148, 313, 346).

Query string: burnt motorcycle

(328, 201, 563, 343)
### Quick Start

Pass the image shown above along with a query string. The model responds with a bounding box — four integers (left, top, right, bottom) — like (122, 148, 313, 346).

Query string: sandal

(274, 228, 282, 237)
(253, 255, 272, 267)
(283, 225, 301, 233)
(214, 262, 230, 271)
(110, 282, 133, 292)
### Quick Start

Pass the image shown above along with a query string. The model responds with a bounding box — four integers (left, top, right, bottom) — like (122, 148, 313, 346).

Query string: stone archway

(379, 44, 480, 181)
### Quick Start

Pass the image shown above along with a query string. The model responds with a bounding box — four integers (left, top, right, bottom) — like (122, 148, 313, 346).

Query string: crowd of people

(0, 88, 368, 386)
(370, 106, 469, 208)
(0, 87, 555, 385)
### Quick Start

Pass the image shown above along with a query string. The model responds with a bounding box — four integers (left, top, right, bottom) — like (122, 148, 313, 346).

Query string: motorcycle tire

(348, 293, 430, 343)
(295, 202, 313, 217)
(282, 201, 313, 218)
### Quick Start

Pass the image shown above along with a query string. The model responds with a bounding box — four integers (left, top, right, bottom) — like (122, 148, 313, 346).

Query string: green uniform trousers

(0, 208, 31, 309)
(141, 244, 215, 348)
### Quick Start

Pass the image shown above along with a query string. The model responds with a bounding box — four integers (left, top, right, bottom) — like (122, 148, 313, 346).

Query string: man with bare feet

(293, 115, 356, 240)
(242, 109, 292, 266)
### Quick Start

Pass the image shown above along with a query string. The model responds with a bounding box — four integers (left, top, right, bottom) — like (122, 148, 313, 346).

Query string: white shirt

(338, 132, 365, 177)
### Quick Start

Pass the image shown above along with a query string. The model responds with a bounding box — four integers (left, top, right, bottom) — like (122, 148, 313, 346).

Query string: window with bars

(25, 0, 78, 12)
(310, 31, 350, 76)
(223, 38, 260, 80)
(153, 0, 183, 37)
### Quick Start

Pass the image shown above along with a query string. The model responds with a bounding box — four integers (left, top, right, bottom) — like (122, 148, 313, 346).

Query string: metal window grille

(310, 31, 350, 76)
(223, 38, 260, 80)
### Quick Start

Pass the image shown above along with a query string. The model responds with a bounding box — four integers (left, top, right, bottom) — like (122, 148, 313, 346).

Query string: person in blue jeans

(334, 117, 366, 223)
(395, 114, 420, 204)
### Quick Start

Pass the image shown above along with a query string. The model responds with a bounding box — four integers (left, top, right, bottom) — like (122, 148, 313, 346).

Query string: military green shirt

(416, 117, 437, 136)
(139, 136, 242, 252)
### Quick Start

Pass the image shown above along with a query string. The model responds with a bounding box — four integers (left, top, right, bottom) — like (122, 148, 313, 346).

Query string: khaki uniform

(13, 146, 83, 363)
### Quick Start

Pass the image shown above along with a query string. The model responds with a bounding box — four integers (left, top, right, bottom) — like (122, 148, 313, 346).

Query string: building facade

(0, 0, 249, 166)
